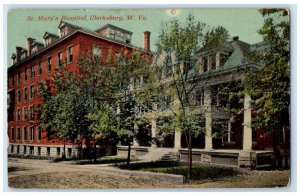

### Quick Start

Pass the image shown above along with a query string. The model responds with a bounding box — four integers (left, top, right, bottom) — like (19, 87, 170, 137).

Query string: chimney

(232, 36, 239, 41)
(26, 37, 35, 56)
(143, 31, 151, 51)
(16, 46, 22, 63)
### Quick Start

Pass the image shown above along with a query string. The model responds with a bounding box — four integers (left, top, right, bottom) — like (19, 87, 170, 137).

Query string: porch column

(174, 131, 181, 148)
(133, 124, 139, 146)
(151, 118, 157, 147)
(216, 52, 220, 68)
(204, 87, 213, 150)
(243, 93, 252, 150)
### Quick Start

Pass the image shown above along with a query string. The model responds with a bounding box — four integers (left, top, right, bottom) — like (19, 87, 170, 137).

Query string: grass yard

(74, 156, 139, 165)
(116, 161, 241, 180)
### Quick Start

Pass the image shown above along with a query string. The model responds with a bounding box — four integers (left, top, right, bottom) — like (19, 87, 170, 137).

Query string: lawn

(74, 156, 139, 165)
(116, 161, 241, 180)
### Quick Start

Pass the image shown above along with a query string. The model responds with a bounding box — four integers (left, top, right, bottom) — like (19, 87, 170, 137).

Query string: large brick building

(7, 21, 152, 159)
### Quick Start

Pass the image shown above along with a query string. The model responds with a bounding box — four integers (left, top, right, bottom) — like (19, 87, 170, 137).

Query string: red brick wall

(7, 31, 150, 147)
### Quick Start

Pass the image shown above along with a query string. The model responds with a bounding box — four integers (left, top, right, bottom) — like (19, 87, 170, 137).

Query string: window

(47, 56, 52, 72)
(115, 31, 123, 42)
(21, 52, 26, 60)
(212, 86, 219, 106)
(17, 109, 21, 121)
(11, 145, 14, 153)
(67, 46, 73, 63)
(211, 55, 216, 70)
(92, 45, 102, 57)
(30, 127, 34, 141)
(17, 145, 20, 154)
(16, 128, 20, 141)
(37, 127, 42, 141)
(11, 128, 15, 141)
(23, 107, 28, 121)
(47, 147, 51, 157)
(211, 86, 228, 107)
(38, 147, 41, 156)
(30, 85, 34, 99)
(203, 56, 208, 72)
(195, 89, 205, 105)
(57, 147, 61, 156)
(212, 119, 229, 144)
(30, 64, 35, 78)
(24, 68, 28, 82)
(68, 148, 72, 157)
(125, 34, 131, 44)
(23, 127, 27, 141)
(29, 106, 34, 120)
(38, 60, 42, 75)
(23, 88, 27, 101)
(220, 53, 228, 67)
(57, 51, 63, 67)
(17, 70, 21, 85)
(252, 128, 257, 142)
(30, 146, 34, 155)
(23, 146, 27, 154)
(16, 90, 21, 102)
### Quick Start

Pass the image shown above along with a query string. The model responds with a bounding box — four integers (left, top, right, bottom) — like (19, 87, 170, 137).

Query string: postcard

(6, 8, 291, 189)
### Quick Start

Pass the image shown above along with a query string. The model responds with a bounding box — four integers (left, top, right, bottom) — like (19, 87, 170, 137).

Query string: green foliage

(39, 47, 155, 150)
(244, 9, 290, 131)
(157, 14, 205, 63)
(203, 26, 230, 49)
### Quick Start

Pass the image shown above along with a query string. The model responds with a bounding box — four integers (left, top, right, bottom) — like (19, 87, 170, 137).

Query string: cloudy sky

(7, 8, 265, 66)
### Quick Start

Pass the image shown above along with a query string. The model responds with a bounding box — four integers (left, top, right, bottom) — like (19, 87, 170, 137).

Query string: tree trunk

(187, 134, 192, 181)
(93, 140, 97, 163)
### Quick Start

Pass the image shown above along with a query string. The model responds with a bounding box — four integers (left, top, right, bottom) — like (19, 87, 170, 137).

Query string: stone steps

(139, 148, 179, 162)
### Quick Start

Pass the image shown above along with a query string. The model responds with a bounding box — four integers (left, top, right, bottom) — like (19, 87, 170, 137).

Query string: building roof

(153, 37, 263, 82)
(95, 23, 133, 35)
(43, 31, 59, 39)
(9, 22, 152, 71)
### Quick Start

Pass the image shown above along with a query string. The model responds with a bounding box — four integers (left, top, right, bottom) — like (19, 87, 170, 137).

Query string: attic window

(45, 38, 51, 46)
(220, 53, 229, 67)
(21, 52, 26, 60)
(31, 46, 37, 54)
(60, 26, 68, 37)
(211, 54, 216, 70)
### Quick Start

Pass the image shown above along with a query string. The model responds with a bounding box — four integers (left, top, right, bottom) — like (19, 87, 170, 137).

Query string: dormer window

(43, 32, 59, 47)
(96, 24, 132, 44)
(45, 38, 51, 46)
(125, 34, 131, 44)
(60, 26, 68, 37)
(211, 54, 216, 70)
(11, 53, 16, 65)
(31, 46, 37, 54)
(21, 52, 27, 60)
(220, 53, 229, 67)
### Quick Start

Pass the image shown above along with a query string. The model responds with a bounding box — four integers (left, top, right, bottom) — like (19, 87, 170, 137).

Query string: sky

(7, 8, 265, 66)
